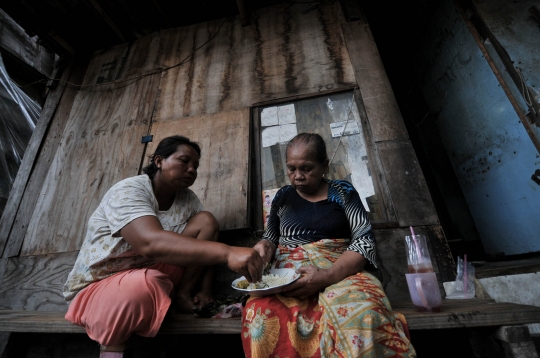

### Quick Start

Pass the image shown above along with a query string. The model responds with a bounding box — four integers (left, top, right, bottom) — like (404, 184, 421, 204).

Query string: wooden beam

(339, 0, 363, 22)
(151, 0, 172, 28)
(46, 30, 76, 55)
(0, 9, 56, 78)
(86, 0, 128, 43)
(340, 21, 409, 142)
(251, 85, 358, 107)
(236, 0, 250, 26)
(0, 60, 74, 258)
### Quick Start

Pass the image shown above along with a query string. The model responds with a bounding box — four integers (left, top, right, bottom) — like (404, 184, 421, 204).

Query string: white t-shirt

(63, 174, 203, 301)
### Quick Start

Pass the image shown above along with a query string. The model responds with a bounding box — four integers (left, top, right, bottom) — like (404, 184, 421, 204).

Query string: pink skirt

(65, 262, 183, 346)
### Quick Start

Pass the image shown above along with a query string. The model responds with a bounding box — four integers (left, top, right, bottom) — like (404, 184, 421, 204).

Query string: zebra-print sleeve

(332, 181, 378, 268)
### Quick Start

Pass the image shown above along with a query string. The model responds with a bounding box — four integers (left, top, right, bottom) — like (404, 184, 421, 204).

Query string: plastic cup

(405, 234, 434, 273)
(405, 272, 442, 312)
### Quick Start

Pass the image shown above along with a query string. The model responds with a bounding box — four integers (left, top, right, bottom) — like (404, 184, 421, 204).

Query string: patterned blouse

(63, 174, 203, 301)
(262, 179, 377, 267)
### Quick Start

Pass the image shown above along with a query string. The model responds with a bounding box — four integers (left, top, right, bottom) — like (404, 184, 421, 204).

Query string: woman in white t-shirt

(63, 135, 263, 357)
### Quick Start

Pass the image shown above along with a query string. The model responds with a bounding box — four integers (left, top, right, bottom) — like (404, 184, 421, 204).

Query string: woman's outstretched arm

(120, 215, 264, 282)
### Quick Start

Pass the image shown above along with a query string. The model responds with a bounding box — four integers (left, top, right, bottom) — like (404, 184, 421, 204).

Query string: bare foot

(193, 290, 214, 309)
(175, 293, 195, 313)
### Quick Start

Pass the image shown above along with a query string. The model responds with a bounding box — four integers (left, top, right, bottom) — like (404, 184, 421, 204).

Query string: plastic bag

(0, 52, 42, 201)
(212, 303, 243, 319)
(446, 255, 475, 299)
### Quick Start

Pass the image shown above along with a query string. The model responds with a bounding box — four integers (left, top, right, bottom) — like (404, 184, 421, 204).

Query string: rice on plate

(232, 268, 300, 296)
(236, 273, 292, 290)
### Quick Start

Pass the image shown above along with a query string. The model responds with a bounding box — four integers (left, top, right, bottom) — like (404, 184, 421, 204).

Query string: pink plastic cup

(405, 272, 442, 312)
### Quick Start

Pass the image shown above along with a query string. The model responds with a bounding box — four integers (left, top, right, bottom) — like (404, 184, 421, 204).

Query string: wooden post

(236, 0, 250, 26)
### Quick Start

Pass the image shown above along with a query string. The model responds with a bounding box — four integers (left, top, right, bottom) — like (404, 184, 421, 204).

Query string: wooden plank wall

(0, 252, 77, 311)
(0, 0, 455, 312)
(145, 0, 356, 229)
(20, 42, 161, 256)
(153, 1, 356, 120)
(147, 109, 251, 230)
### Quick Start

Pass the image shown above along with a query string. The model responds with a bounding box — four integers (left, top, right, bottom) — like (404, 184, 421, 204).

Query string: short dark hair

(143, 135, 201, 179)
(286, 133, 328, 164)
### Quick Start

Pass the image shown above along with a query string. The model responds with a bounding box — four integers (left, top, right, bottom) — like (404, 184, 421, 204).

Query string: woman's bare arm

(120, 215, 264, 282)
(253, 239, 277, 265)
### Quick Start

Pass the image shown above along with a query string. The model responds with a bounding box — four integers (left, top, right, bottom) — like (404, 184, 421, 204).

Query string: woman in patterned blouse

(241, 133, 416, 358)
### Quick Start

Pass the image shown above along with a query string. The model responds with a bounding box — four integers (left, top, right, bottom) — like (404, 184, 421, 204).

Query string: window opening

(254, 90, 385, 231)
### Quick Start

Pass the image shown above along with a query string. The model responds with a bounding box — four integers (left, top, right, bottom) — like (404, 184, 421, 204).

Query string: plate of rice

(232, 268, 300, 297)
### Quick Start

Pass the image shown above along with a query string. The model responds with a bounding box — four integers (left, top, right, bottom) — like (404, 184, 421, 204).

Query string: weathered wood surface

(475, 257, 540, 279)
(153, 0, 356, 121)
(0, 252, 77, 311)
(1, 299, 539, 334)
(146, 109, 250, 231)
(19, 43, 161, 256)
(341, 21, 408, 143)
(0, 258, 7, 287)
(373, 227, 445, 302)
(0, 9, 55, 77)
(393, 299, 540, 330)
(378, 225, 455, 288)
(0, 332, 9, 358)
(0, 310, 84, 333)
(0, 310, 242, 334)
(375, 225, 456, 293)
(376, 140, 439, 227)
(0, 61, 74, 258)
(353, 89, 398, 225)
(424, 225, 457, 283)
(2, 58, 89, 259)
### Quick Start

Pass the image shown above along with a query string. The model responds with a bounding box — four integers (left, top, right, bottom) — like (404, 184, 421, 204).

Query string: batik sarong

(241, 239, 416, 358)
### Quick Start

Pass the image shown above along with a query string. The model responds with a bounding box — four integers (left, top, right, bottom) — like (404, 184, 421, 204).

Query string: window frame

(250, 88, 397, 234)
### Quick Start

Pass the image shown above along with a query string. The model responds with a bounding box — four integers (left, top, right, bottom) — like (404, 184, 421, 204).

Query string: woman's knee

(121, 269, 173, 305)
(183, 211, 219, 241)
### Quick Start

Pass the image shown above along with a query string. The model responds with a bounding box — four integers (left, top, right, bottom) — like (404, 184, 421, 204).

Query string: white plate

(232, 268, 300, 297)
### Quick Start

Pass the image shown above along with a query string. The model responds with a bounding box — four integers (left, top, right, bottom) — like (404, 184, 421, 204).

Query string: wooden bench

(1, 299, 539, 356)
(1, 299, 539, 333)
